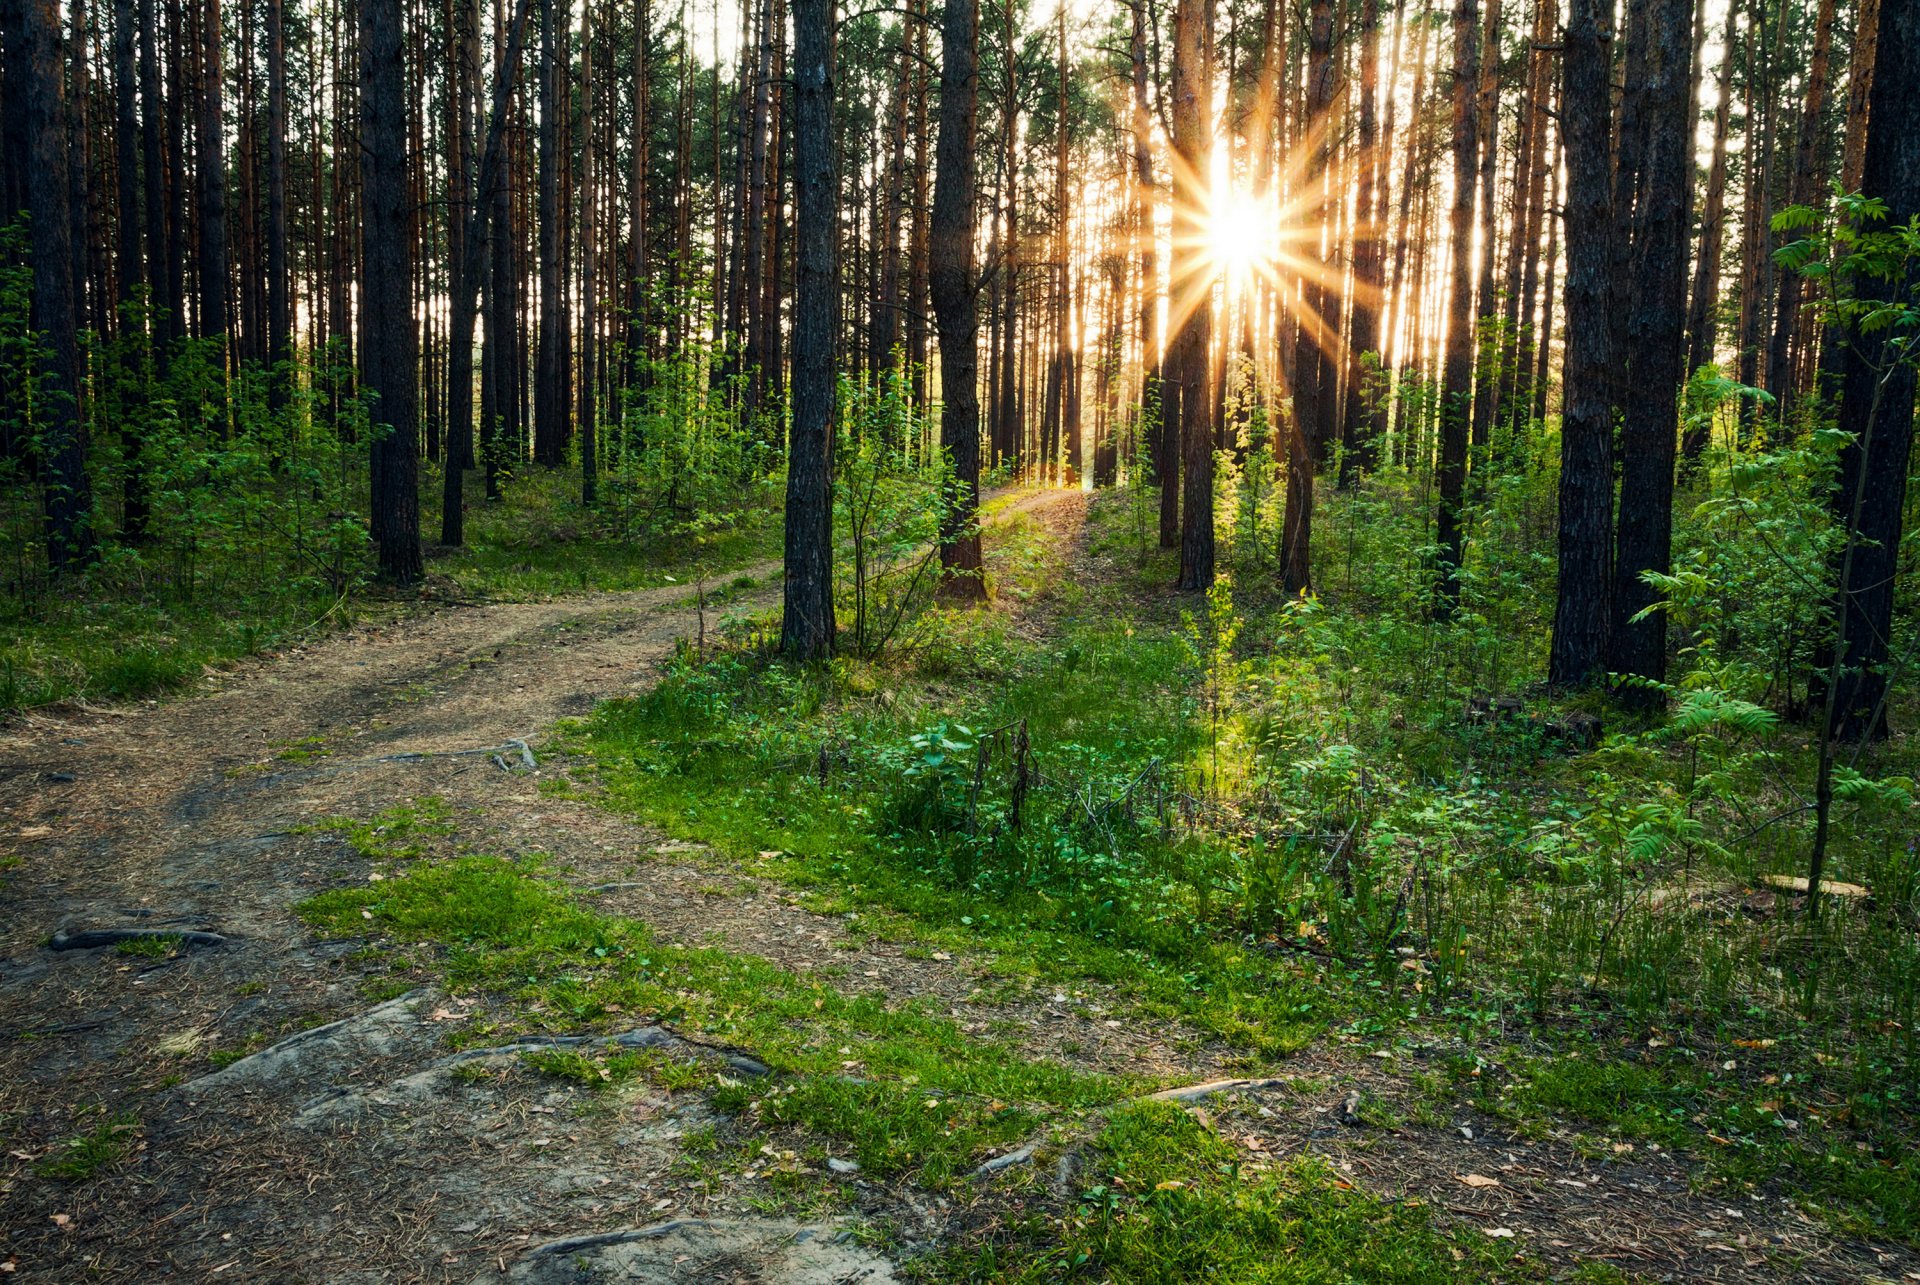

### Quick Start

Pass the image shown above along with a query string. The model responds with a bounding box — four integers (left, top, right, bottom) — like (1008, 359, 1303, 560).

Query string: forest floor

(1, 487, 1915, 1283)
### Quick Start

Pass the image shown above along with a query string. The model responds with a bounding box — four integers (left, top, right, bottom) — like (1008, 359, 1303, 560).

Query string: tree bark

(1606, 0, 1693, 695)
(361, 0, 421, 582)
(1549, 0, 1613, 684)
(930, 0, 986, 598)
(533, 0, 570, 466)
(783, 0, 837, 656)
(1434, 0, 1479, 611)
(1814, 0, 1917, 740)
(22, 0, 96, 569)
(197, 0, 230, 391)
(1171, 0, 1213, 591)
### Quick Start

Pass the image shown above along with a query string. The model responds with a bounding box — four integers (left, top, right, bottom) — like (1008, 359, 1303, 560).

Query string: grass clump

(34, 1113, 139, 1182)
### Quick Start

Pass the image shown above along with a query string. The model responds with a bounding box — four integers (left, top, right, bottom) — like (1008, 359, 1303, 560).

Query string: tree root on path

(446, 1023, 771, 1078)
(48, 928, 230, 952)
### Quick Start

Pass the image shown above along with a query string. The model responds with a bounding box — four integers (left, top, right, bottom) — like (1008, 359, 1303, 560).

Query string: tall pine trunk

(929, 0, 986, 598)
(1172, 0, 1214, 591)
(1548, 0, 1614, 685)
(1433, 0, 1478, 611)
(1607, 0, 1693, 695)
(361, 0, 421, 582)
(782, 0, 836, 656)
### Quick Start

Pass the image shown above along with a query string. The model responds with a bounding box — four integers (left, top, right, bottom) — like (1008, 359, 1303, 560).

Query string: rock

(471, 1217, 898, 1284)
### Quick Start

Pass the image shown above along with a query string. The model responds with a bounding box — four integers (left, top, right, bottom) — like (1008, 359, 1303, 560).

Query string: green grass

(33, 1113, 139, 1182)
(426, 465, 783, 599)
(984, 1101, 1537, 1283)
(571, 486, 1920, 1246)
(297, 852, 1126, 1185)
(0, 465, 777, 715)
(114, 933, 181, 958)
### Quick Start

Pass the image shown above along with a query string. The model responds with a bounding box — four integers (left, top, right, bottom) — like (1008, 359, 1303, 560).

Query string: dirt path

(1, 486, 1914, 1283)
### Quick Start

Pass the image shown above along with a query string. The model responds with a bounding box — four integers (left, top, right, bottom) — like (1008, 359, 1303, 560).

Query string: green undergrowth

(972, 1101, 1542, 1283)
(1, 460, 776, 716)
(426, 465, 782, 599)
(297, 852, 1122, 1185)
(572, 484, 1919, 1244)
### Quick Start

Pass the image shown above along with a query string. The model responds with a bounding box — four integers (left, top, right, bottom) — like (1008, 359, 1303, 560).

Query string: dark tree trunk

(1815, 0, 1918, 740)
(933, 0, 990, 595)
(137, 0, 167, 339)
(1467, 0, 1501, 451)
(1762, 0, 1834, 413)
(929, 0, 986, 598)
(265, 0, 289, 408)
(1606, 0, 1693, 694)
(579, 0, 597, 505)
(533, 0, 569, 466)
(197, 0, 230, 382)
(22, 0, 96, 569)
(783, 0, 836, 656)
(1339, 0, 1383, 481)
(1682, 0, 1737, 415)
(112, 0, 150, 538)
(1280, 0, 1331, 588)
(1434, 0, 1479, 611)
(361, 0, 421, 582)
(1549, 0, 1615, 685)
(1172, 0, 1213, 591)
(1129, 0, 1158, 489)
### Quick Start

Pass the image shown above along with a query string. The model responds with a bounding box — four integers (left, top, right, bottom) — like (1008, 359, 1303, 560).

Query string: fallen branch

(49, 928, 229, 952)
(527, 1219, 721, 1256)
(1142, 1077, 1293, 1105)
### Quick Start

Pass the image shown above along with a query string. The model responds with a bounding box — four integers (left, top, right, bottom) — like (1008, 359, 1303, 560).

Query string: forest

(1, 0, 1918, 1275)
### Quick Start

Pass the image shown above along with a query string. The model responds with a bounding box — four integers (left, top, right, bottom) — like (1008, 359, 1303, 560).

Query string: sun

(1206, 187, 1271, 295)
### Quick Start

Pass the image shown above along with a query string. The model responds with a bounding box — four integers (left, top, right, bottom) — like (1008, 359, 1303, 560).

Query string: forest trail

(1, 484, 1913, 1284)
(0, 487, 1073, 1282)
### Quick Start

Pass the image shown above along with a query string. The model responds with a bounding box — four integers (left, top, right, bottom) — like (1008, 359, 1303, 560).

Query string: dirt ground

(2, 490, 1915, 1283)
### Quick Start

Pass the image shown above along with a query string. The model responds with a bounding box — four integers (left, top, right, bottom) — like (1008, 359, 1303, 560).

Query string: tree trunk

(1434, 0, 1479, 611)
(579, 0, 597, 505)
(1762, 0, 1835, 411)
(22, 0, 96, 569)
(1682, 0, 1736, 411)
(1814, 0, 1917, 740)
(783, 0, 837, 655)
(930, 0, 986, 597)
(1548, 0, 1613, 684)
(361, 0, 421, 582)
(1606, 0, 1692, 695)
(533, 0, 569, 466)
(197, 0, 230, 397)
(1172, 0, 1214, 591)
(1339, 0, 1383, 481)
(1280, 0, 1332, 589)
(266, 0, 289, 409)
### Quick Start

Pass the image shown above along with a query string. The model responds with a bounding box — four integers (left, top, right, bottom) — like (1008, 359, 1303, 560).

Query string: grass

(297, 852, 1125, 1186)
(0, 464, 777, 715)
(982, 1100, 1540, 1283)
(33, 1113, 139, 1182)
(568, 484, 1920, 1246)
